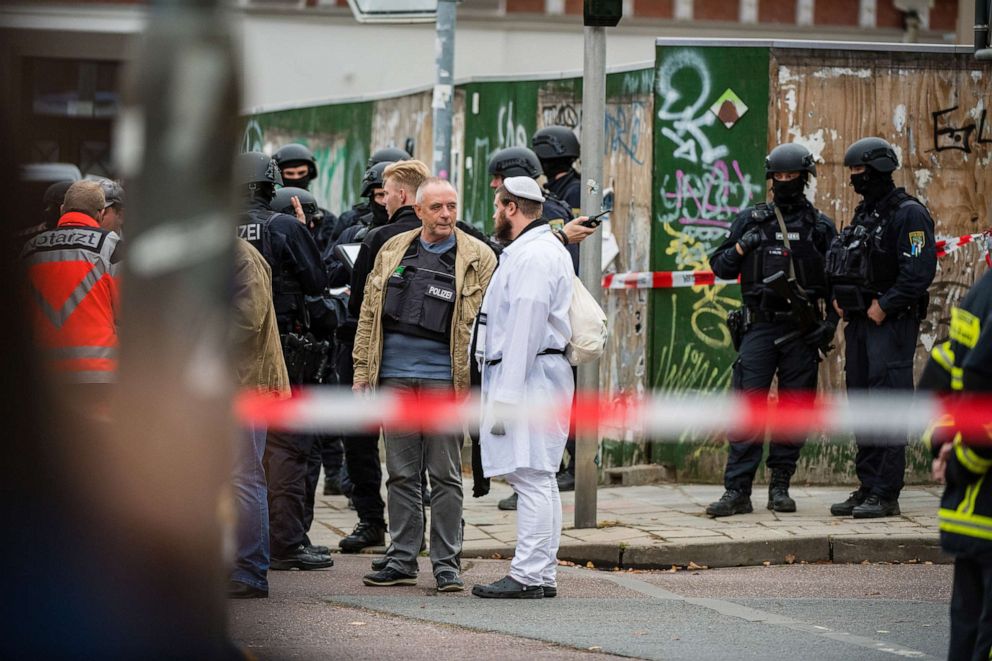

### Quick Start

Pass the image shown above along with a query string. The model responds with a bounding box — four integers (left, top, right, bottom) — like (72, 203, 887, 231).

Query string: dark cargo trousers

(949, 556, 992, 661)
(843, 314, 919, 500)
(263, 429, 319, 556)
(724, 322, 819, 494)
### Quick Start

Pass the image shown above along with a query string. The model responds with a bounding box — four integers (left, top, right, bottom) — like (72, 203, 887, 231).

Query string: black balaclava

(370, 200, 389, 227)
(282, 174, 311, 191)
(540, 157, 574, 180)
(850, 167, 894, 205)
(771, 175, 807, 210)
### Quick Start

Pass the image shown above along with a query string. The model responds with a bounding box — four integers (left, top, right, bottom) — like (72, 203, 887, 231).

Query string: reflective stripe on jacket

(920, 271, 992, 558)
(21, 212, 121, 383)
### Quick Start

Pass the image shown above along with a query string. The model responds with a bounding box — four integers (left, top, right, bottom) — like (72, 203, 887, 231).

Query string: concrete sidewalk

(308, 478, 945, 569)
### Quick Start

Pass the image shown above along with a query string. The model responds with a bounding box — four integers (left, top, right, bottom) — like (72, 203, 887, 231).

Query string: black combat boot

(705, 488, 753, 517)
(338, 520, 386, 553)
(829, 486, 870, 516)
(767, 470, 796, 512)
(852, 494, 901, 519)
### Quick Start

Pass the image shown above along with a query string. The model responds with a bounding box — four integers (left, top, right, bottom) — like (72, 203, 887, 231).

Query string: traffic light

(584, 0, 622, 27)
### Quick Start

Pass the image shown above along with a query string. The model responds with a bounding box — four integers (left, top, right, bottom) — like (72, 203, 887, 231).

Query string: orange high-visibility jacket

(21, 212, 122, 383)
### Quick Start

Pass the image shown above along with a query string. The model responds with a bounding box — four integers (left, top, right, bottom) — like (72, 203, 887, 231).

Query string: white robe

(479, 224, 574, 477)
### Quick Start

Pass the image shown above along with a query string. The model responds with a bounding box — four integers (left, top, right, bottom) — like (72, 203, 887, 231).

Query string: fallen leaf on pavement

(785, 553, 796, 565)
(762, 561, 771, 567)
(586, 561, 595, 569)
(687, 561, 708, 571)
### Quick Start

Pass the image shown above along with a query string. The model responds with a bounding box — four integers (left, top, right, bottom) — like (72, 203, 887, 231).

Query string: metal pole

(575, 24, 606, 529)
(109, 0, 240, 652)
(432, 0, 456, 178)
(976, 0, 992, 59)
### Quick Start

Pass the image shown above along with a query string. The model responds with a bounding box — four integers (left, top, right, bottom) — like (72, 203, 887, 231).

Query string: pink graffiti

(658, 159, 762, 228)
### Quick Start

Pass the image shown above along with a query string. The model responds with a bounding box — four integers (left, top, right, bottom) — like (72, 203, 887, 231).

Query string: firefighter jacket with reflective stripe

(21, 212, 121, 383)
(919, 270, 992, 559)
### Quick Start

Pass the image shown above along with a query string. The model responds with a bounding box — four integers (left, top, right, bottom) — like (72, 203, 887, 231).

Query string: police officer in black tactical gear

(271, 186, 322, 234)
(326, 160, 393, 287)
(235, 151, 332, 571)
(533, 125, 582, 216)
(827, 137, 937, 519)
(706, 143, 838, 518)
(273, 143, 338, 253)
(331, 146, 412, 244)
(272, 185, 350, 500)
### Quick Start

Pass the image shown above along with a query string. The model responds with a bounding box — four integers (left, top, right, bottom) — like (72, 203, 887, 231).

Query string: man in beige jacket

(229, 239, 294, 598)
(353, 177, 496, 592)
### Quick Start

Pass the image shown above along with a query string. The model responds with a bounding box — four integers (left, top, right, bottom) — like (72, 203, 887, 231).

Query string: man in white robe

(470, 177, 574, 600)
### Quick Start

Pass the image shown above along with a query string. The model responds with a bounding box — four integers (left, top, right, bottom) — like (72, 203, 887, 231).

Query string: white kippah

(503, 176, 545, 203)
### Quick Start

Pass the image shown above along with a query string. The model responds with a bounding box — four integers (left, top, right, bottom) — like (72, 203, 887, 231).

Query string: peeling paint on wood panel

(770, 49, 992, 393)
(535, 75, 655, 468)
(371, 92, 434, 166)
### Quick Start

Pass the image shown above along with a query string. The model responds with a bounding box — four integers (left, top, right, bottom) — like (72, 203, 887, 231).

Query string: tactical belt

(745, 307, 792, 324)
(485, 348, 566, 366)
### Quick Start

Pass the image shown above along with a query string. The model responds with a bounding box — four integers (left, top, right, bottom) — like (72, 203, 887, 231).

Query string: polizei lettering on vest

(428, 285, 454, 301)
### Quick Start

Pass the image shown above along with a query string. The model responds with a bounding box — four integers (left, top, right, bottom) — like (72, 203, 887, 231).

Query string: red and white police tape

(602, 229, 992, 291)
(237, 387, 992, 444)
(602, 271, 738, 290)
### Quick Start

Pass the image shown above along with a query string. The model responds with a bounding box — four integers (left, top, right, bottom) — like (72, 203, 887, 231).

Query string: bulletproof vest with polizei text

(740, 203, 827, 309)
(826, 189, 918, 296)
(381, 237, 457, 345)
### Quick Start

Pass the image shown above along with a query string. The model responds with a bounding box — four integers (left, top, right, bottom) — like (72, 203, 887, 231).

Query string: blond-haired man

(354, 177, 495, 592)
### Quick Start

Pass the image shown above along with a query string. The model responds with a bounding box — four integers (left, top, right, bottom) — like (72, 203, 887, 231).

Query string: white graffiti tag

(656, 49, 729, 165)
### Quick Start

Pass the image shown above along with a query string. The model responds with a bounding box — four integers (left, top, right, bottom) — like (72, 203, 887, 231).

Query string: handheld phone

(580, 209, 611, 228)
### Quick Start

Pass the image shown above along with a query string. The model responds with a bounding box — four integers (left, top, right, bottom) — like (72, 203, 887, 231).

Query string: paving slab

(311, 471, 944, 568)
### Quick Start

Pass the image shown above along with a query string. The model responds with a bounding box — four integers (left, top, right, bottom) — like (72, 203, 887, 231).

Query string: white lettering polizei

(428, 285, 454, 301)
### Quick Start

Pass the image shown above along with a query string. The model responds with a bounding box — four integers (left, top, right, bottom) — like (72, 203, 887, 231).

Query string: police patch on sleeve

(908, 231, 925, 257)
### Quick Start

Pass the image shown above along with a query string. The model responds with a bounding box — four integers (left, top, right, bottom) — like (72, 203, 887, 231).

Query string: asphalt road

(228, 556, 952, 660)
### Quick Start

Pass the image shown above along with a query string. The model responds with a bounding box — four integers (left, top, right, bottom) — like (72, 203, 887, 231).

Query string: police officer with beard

(827, 137, 936, 519)
(235, 152, 332, 570)
(706, 143, 837, 517)
(331, 147, 411, 243)
(273, 143, 338, 253)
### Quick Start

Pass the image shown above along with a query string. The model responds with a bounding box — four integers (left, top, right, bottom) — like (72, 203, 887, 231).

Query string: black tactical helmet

(532, 126, 580, 160)
(236, 151, 283, 187)
(271, 186, 320, 219)
(273, 143, 318, 179)
(765, 143, 817, 179)
(367, 147, 411, 168)
(487, 146, 543, 179)
(843, 137, 899, 173)
(360, 161, 391, 198)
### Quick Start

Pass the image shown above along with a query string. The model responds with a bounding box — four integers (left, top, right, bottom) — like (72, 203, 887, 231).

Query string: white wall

(237, 13, 656, 111)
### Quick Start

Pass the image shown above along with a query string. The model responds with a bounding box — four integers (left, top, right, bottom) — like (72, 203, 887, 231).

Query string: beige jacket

(232, 239, 291, 398)
(353, 227, 496, 393)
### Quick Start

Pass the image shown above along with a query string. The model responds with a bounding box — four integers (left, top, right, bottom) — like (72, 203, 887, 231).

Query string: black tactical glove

(737, 228, 762, 255)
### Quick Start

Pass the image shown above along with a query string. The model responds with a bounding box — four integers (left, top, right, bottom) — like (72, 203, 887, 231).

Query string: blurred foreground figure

(228, 239, 291, 598)
(920, 270, 992, 661)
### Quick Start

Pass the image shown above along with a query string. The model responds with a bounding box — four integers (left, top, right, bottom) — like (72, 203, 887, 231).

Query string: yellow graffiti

(661, 222, 737, 349)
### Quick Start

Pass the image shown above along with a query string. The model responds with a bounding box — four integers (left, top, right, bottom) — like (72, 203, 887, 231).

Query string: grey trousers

(380, 377, 463, 576)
